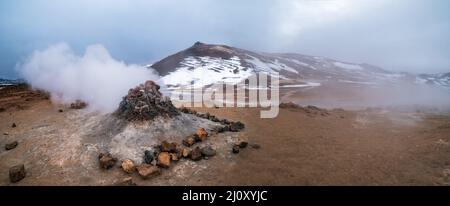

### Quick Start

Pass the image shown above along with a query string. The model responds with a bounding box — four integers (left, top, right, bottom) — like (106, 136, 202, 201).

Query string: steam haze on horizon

(1, 0, 450, 78)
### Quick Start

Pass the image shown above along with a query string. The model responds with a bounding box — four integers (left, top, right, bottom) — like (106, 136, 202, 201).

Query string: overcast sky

(1, 0, 449, 78)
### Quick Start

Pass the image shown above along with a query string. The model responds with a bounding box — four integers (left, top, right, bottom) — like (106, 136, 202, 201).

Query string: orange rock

(196, 128, 208, 141)
(157, 152, 171, 168)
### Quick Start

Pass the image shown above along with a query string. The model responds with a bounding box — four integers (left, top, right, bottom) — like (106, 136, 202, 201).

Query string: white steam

(17, 43, 162, 112)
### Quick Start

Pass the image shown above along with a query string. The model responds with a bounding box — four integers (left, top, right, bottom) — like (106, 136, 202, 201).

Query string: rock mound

(115, 81, 179, 121)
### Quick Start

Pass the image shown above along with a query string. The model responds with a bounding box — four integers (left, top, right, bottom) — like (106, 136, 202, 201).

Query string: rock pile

(116, 81, 179, 121)
(180, 107, 245, 132)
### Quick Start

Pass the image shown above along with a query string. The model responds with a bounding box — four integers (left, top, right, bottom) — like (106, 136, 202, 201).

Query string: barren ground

(1, 85, 450, 185)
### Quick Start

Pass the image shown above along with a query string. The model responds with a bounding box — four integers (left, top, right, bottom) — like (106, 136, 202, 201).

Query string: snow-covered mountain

(150, 42, 450, 89)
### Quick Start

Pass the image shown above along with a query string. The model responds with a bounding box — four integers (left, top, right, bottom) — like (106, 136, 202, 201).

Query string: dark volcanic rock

(9, 164, 26, 183)
(98, 153, 117, 169)
(190, 147, 202, 161)
(201, 146, 216, 157)
(70, 100, 87, 109)
(143, 150, 154, 164)
(5, 141, 18, 150)
(11, 123, 16, 128)
(115, 81, 179, 121)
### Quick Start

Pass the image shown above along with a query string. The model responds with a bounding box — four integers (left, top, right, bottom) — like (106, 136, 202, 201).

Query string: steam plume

(17, 43, 162, 112)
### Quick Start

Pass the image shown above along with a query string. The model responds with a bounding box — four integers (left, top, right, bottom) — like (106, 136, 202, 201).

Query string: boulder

(136, 164, 160, 179)
(5, 141, 18, 150)
(157, 152, 171, 168)
(98, 153, 117, 169)
(143, 150, 154, 164)
(201, 146, 216, 157)
(58, 109, 63, 113)
(190, 147, 202, 161)
(121, 159, 135, 174)
(9, 164, 26, 183)
(196, 128, 208, 141)
(11, 123, 16, 128)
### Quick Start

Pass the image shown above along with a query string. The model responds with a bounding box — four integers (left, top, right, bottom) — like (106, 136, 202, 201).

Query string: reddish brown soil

(1, 85, 450, 185)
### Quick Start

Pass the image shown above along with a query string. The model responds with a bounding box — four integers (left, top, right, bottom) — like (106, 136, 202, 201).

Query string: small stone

(143, 150, 154, 164)
(58, 109, 63, 113)
(11, 123, 16, 128)
(5, 141, 18, 150)
(170, 153, 179, 161)
(70, 100, 87, 109)
(196, 128, 208, 141)
(201, 146, 216, 157)
(222, 125, 230, 132)
(232, 145, 240, 154)
(182, 135, 196, 147)
(237, 141, 248, 148)
(121, 159, 135, 174)
(9, 164, 26, 183)
(159, 141, 177, 153)
(157, 152, 171, 168)
(98, 153, 117, 169)
(221, 119, 230, 125)
(181, 148, 190, 158)
(136, 164, 160, 179)
(190, 147, 202, 161)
